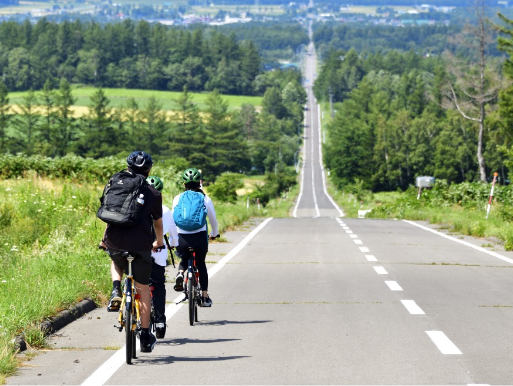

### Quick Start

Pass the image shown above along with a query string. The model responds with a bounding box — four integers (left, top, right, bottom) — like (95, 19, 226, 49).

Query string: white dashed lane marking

(401, 300, 425, 315)
(365, 255, 377, 261)
(359, 247, 370, 253)
(354, 239, 363, 245)
(426, 331, 462, 355)
(385, 281, 403, 291)
(373, 266, 388, 275)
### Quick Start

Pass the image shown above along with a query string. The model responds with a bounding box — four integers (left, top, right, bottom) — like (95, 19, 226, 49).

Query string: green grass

(9, 87, 262, 112)
(0, 173, 298, 380)
(329, 184, 513, 250)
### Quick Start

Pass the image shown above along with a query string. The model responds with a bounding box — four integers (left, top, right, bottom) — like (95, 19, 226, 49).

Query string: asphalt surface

(8, 26, 513, 386)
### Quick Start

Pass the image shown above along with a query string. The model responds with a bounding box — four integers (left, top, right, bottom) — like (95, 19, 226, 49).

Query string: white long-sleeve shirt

(151, 204, 179, 267)
(172, 192, 219, 237)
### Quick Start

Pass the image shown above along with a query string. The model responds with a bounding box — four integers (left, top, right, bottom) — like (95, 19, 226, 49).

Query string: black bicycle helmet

(146, 175, 164, 192)
(127, 151, 153, 174)
(182, 168, 202, 184)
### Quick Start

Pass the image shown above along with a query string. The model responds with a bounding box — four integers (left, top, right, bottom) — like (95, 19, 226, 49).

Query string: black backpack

(97, 170, 148, 227)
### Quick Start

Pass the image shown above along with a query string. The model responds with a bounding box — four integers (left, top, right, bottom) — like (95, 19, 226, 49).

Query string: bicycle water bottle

(136, 194, 144, 205)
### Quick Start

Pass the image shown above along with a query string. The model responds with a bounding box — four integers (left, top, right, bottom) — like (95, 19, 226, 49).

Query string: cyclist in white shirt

(172, 168, 219, 307)
(146, 176, 178, 338)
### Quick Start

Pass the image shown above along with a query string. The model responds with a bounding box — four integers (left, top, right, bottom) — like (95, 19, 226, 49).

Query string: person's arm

(205, 196, 219, 237)
(153, 217, 164, 249)
(168, 213, 179, 247)
(152, 189, 164, 249)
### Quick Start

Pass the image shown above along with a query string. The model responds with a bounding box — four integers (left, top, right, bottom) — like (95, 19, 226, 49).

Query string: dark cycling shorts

(107, 249, 152, 285)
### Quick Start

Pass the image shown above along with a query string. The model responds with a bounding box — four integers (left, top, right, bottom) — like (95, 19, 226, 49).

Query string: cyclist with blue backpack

(172, 168, 219, 307)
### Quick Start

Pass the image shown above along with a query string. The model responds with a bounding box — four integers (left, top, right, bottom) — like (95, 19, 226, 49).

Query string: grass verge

(328, 184, 513, 251)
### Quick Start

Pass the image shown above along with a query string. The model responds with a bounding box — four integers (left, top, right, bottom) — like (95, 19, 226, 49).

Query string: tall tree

(38, 79, 56, 155)
(12, 89, 39, 155)
(76, 88, 115, 157)
(202, 90, 250, 178)
(169, 87, 202, 160)
(442, 0, 500, 182)
(140, 96, 169, 156)
(54, 78, 77, 156)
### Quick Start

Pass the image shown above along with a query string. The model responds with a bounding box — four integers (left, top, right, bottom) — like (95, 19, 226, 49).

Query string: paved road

(293, 27, 343, 219)
(8, 25, 513, 386)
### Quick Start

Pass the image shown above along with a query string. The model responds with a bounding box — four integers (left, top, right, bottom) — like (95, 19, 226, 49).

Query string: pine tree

(12, 89, 39, 155)
(54, 78, 77, 156)
(169, 87, 202, 160)
(202, 90, 250, 178)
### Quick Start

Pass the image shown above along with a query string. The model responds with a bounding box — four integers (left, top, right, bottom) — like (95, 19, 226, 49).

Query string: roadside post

(416, 176, 435, 199)
(486, 172, 499, 219)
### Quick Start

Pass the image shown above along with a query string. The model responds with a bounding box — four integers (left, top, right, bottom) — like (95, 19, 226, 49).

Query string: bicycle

(113, 252, 140, 364)
(185, 247, 201, 326)
(107, 251, 157, 364)
(177, 235, 220, 326)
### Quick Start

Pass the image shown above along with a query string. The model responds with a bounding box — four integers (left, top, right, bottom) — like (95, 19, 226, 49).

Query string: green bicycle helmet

(182, 168, 202, 184)
(146, 175, 164, 192)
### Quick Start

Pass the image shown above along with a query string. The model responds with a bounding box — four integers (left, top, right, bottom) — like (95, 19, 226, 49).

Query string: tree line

(315, 41, 509, 191)
(313, 23, 502, 59)
(0, 68, 306, 182)
(0, 18, 262, 95)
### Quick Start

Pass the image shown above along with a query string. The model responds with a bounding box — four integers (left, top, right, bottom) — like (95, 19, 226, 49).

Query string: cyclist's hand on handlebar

(98, 241, 107, 251)
(152, 244, 166, 253)
(209, 234, 220, 241)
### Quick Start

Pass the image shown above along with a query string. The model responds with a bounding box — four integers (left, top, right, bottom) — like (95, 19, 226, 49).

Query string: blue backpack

(173, 190, 207, 231)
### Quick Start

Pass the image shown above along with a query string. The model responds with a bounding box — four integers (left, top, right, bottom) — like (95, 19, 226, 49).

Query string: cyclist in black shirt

(100, 151, 163, 353)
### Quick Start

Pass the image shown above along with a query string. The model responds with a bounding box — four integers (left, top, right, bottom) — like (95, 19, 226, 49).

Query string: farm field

(8, 87, 263, 116)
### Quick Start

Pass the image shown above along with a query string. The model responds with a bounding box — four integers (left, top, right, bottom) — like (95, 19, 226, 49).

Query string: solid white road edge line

(401, 300, 425, 315)
(292, 103, 308, 218)
(310, 98, 320, 218)
(426, 331, 462, 355)
(317, 104, 344, 217)
(403, 220, 513, 265)
(81, 217, 274, 386)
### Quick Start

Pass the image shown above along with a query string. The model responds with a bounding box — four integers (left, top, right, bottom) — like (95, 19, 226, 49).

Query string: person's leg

(107, 254, 125, 311)
(133, 251, 157, 352)
(149, 262, 167, 338)
(174, 234, 191, 291)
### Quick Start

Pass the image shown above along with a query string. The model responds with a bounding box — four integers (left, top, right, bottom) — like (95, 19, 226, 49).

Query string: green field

(8, 87, 262, 112)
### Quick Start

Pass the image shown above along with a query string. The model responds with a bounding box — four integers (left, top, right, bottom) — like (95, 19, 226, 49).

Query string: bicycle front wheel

(125, 305, 133, 364)
(188, 278, 195, 326)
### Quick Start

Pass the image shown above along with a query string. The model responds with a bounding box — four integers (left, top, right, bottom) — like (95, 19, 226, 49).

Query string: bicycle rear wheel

(194, 284, 199, 323)
(188, 277, 195, 326)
